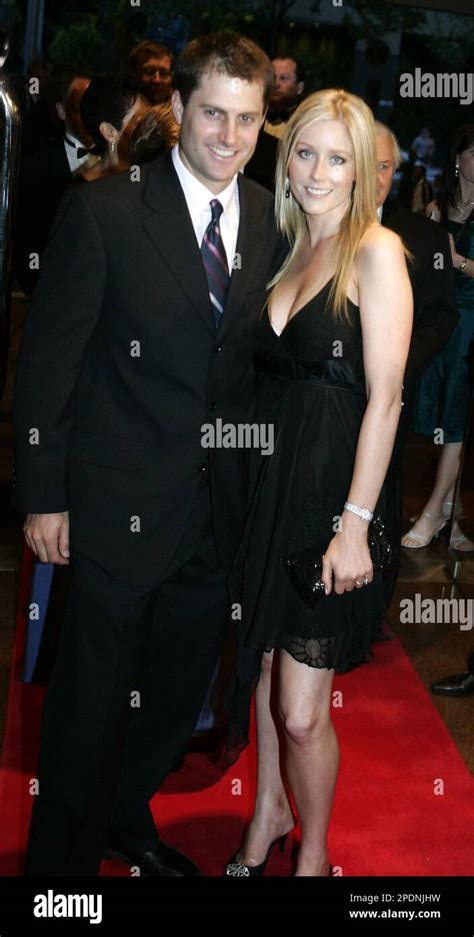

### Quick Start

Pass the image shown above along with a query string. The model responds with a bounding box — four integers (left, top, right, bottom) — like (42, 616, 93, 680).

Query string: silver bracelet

(344, 501, 373, 522)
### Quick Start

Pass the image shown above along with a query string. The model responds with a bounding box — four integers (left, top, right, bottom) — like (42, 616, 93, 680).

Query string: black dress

(226, 279, 389, 760)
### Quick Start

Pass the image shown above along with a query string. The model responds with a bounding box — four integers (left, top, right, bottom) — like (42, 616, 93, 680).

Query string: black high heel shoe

(224, 833, 288, 877)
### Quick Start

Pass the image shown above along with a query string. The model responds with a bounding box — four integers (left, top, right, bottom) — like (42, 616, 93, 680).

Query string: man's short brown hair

(173, 32, 274, 110)
(129, 40, 173, 74)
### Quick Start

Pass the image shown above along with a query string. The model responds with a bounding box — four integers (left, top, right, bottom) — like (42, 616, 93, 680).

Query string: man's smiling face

(172, 70, 266, 194)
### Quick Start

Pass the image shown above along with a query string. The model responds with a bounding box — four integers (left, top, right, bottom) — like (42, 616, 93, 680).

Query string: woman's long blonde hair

(269, 88, 379, 322)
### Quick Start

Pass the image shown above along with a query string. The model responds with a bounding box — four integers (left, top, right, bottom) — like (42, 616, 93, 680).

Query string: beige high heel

(449, 520, 474, 552)
(442, 502, 474, 551)
(442, 499, 463, 521)
(401, 511, 447, 549)
(409, 501, 462, 525)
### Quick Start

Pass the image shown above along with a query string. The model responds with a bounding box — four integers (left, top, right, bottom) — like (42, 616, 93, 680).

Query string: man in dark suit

(14, 75, 94, 294)
(246, 55, 306, 193)
(14, 33, 281, 876)
(375, 121, 459, 608)
(264, 56, 305, 140)
(245, 127, 278, 192)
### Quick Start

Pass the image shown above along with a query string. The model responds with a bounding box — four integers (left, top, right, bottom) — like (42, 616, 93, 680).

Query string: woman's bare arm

(322, 227, 413, 595)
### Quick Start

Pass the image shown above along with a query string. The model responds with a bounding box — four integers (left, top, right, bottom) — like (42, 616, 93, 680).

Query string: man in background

(14, 75, 94, 293)
(264, 55, 305, 139)
(246, 54, 305, 190)
(375, 121, 459, 611)
(128, 39, 173, 105)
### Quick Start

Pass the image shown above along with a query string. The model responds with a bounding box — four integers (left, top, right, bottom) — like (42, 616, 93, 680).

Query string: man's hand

(24, 512, 70, 565)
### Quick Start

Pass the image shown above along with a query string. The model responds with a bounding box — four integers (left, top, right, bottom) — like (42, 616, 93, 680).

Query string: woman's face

(458, 143, 474, 185)
(288, 118, 356, 223)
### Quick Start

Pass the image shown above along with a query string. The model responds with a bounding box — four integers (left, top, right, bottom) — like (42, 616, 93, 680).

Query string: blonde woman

(224, 89, 413, 877)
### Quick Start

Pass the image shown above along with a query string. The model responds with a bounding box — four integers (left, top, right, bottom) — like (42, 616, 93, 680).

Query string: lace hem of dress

(264, 633, 342, 669)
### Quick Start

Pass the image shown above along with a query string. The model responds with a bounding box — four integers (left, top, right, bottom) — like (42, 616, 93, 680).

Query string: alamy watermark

(400, 69, 473, 106)
(400, 595, 473, 630)
(34, 891, 102, 924)
(201, 419, 274, 455)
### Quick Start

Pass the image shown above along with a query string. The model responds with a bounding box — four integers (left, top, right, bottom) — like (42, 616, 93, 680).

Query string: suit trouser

(25, 483, 230, 875)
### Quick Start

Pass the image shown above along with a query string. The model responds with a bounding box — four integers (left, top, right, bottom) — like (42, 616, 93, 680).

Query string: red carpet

(1, 620, 473, 876)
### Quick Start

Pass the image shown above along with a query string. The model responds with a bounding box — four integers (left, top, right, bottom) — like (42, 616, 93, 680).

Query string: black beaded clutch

(282, 516, 393, 610)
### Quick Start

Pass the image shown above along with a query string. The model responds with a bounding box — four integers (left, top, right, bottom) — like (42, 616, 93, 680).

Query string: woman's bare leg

(278, 650, 338, 876)
(235, 650, 294, 867)
(403, 442, 463, 545)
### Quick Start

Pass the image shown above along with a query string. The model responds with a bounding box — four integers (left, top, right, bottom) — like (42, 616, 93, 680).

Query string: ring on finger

(355, 579, 363, 587)
(363, 576, 369, 586)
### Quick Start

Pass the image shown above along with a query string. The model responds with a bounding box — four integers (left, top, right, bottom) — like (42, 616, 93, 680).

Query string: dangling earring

(455, 164, 459, 178)
(110, 140, 116, 153)
(285, 177, 291, 199)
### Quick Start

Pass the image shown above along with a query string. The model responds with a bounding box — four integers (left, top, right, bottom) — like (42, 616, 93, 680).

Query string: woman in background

(77, 75, 150, 182)
(404, 125, 474, 551)
(128, 102, 179, 165)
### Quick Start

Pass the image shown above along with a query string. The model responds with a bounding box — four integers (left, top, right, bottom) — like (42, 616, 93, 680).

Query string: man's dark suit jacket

(245, 129, 278, 193)
(382, 198, 458, 396)
(13, 152, 282, 586)
(380, 198, 459, 594)
(14, 136, 72, 292)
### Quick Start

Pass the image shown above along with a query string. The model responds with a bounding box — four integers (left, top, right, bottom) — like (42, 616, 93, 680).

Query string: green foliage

(145, 0, 321, 53)
(48, 21, 103, 75)
(148, 0, 244, 36)
(427, 20, 474, 69)
(274, 24, 353, 94)
(341, 0, 425, 42)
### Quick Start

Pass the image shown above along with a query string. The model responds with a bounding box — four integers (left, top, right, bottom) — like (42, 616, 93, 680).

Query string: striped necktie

(201, 198, 230, 329)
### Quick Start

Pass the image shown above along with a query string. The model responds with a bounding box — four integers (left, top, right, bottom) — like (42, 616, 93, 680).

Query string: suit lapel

(381, 197, 397, 228)
(217, 174, 267, 340)
(141, 153, 216, 334)
(141, 156, 269, 339)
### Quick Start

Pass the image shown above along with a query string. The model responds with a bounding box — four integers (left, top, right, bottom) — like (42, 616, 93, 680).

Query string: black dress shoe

(105, 839, 201, 876)
(431, 671, 474, 697)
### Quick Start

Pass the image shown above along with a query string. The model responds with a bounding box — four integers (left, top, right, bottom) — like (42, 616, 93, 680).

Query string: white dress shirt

(63, 134, 93, 173)
(263, 119, 286, 141)
(171, 144, 240, 275)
